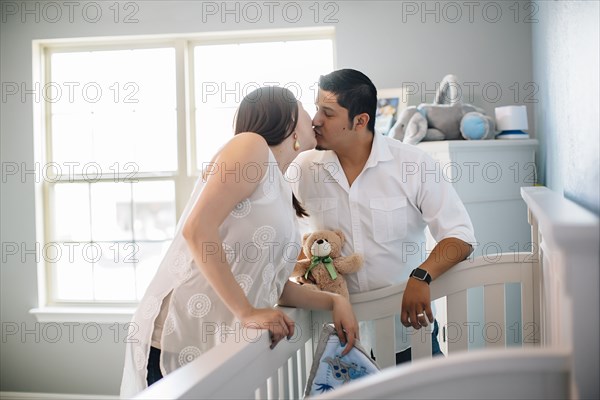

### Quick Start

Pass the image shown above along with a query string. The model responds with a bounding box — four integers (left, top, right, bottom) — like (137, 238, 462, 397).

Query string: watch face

(413, 269, 427, 280)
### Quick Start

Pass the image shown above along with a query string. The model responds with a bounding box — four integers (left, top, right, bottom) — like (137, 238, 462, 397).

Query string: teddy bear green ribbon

(305, 256, 337, 280)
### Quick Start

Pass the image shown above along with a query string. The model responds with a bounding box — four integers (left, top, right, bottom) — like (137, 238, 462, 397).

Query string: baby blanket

(304, 324, 380, 398)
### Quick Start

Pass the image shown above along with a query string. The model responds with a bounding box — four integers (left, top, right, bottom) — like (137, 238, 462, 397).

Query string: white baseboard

(0, 392, 118, 400)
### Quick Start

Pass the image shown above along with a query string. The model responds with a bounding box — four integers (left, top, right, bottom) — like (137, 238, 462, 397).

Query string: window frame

(30, 27, 336, 323)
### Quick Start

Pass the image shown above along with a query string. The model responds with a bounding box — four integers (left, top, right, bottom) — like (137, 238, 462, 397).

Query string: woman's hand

(278, 282, 359, 356)
(331, 295, 359, 356)
(240, 307, 295, 349)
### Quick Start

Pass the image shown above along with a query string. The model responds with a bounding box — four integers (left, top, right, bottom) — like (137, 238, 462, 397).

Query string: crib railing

(135, 187, 599, 400)
(137, 306, 314, 400)
(315, 347, 571, 400)
(311, 252, 535, 369)
(137, 254, 536, 399)
(319, 187, 599, 400)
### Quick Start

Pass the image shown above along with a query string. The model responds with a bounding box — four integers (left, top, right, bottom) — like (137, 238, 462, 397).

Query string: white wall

(532, 0, 600, 215)
(0, 1, 533, 396)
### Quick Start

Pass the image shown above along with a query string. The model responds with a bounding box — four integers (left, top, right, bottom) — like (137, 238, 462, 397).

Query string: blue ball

(461, 112, 489, 140)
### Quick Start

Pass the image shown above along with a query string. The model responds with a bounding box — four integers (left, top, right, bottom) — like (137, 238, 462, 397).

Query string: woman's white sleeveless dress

(120, 148, 301, 398)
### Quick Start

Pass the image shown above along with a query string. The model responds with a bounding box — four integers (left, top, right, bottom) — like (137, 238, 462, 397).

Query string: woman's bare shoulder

(219, 132, 270, 163)
(202, 132, 272, 185)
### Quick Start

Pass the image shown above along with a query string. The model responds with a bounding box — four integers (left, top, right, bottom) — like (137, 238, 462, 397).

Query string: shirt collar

(310, 134, 394, 192)
(364, 132, 394, 169)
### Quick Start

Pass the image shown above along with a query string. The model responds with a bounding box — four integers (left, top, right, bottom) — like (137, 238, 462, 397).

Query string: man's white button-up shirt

(290, 133, 476, 294)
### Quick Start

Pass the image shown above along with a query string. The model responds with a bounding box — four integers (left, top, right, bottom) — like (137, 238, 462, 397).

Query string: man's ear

(353, 113, 370, 130)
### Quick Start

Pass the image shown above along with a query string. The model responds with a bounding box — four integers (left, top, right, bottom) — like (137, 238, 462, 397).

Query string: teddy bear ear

(302, 233, 311, 243)
(334, 230, 345, 243)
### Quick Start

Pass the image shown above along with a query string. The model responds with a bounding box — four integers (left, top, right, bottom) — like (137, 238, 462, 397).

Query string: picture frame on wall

(375, 88, 406, 136)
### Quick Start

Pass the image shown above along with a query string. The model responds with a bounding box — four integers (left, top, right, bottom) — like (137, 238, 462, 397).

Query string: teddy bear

(389, 74, 496, 144)
(291, 230, 363, 299)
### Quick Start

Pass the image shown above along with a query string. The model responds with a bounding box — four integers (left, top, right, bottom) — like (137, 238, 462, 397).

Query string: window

(193, 39, 334, 167)
(33, 28, 334, 319)
(47, 48, 178, 305)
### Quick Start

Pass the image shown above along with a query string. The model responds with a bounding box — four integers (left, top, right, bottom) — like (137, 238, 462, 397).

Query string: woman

(120, 87, 358, 398)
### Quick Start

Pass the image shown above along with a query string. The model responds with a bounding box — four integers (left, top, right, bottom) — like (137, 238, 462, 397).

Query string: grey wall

(1, 1, 534, 396)
(532, 0, 599, 215)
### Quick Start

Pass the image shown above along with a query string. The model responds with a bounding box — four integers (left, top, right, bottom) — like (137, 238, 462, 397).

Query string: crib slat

(411, 324, 432, 361)
(374, 316, 395, 368)
(484, 283, 506, 348)
(520, 258, 535, 348)
(298, 347, 307, 394)
(529, 213, 542, 347)
(256, 381, 268, 400)
(540, 243, 551, 345)
(447, 290, 468, 353)
(291, 352, 299, 398)
(304, 339, 313, 380)
(268, 374, 278, 400)
(281, 361, 290, 399)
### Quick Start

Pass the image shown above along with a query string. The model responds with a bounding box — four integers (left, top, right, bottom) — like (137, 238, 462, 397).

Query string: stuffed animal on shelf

(390, 74, 496, 144)
(291, 230, 363, 299)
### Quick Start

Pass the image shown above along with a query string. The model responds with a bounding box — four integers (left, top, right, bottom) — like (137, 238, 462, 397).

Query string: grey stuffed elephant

(391, 103, 495, 144)
(390, 74, 496, 144)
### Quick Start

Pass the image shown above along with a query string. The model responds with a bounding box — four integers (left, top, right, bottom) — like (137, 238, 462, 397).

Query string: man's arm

(400, 237, 472, 329)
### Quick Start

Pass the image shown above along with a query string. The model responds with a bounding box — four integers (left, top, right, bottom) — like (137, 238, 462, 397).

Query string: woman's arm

(182, 133, 294, 348)
(278, 281, 358, 355)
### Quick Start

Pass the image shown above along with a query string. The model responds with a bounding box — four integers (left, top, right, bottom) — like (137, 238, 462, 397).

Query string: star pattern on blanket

(323, 356, 369, 383)
(314, 383, 334, 393)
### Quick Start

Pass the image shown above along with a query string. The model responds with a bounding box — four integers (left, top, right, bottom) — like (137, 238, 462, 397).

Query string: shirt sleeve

(415, 152, 477, 249)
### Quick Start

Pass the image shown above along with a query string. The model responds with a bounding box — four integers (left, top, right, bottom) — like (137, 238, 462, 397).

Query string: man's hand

(400, 278, 434, 329)
(400, 238, 472, 329)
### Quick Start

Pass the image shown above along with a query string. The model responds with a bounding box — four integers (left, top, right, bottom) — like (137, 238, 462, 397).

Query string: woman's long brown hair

(234, 86, 308, 218)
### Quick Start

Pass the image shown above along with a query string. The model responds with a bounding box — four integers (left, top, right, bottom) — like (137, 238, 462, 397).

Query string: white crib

(136, 187, 599, 400)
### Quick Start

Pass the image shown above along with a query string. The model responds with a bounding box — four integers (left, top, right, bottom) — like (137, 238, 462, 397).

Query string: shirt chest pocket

(370, 196, 408, 243)
(305, 198, 339, 230)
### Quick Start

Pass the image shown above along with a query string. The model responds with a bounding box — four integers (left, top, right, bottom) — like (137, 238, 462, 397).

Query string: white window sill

(30, 306, 135, 324)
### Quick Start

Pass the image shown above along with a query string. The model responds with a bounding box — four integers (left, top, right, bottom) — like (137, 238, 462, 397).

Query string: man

(291, 69, 476, 362)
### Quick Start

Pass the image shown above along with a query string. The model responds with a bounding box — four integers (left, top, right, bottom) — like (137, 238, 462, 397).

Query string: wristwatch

(409, 268, 432, 285)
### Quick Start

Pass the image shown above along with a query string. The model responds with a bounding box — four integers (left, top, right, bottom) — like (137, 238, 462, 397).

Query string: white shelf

(416, 138, 538, 152)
